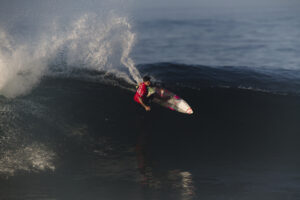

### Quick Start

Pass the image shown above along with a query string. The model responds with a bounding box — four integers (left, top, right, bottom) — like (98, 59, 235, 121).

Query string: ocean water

(1, 1, 300, 200)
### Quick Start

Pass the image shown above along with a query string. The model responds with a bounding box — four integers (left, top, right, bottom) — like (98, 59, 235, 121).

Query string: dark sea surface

(1, 4, 300, 200)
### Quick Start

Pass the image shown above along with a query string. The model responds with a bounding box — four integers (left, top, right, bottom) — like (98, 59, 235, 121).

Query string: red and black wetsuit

(134, 83, 148, 105)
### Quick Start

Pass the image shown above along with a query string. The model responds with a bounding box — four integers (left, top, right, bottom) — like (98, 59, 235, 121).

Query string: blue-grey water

(132, 7, 300, 69)
(0, 2, 300, 200)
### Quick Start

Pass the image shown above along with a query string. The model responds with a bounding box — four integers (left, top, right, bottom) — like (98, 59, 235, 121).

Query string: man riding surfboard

(134, 76, 152, 111)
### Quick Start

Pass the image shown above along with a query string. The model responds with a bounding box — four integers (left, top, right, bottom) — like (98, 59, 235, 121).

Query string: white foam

(0, 143, 55, 176)
(0, 12, 141, 98)
(0, 99, 56, 176)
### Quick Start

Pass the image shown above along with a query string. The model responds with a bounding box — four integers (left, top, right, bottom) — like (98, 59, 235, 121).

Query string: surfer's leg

(146, 95, 154, 104)
(149, 93, 155, 100)
(143, 98, 150, 106)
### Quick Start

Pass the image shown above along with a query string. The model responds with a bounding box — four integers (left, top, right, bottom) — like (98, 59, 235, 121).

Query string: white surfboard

(150, 87, 193, 114)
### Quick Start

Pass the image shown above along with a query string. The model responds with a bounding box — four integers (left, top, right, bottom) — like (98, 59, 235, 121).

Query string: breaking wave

(0, 12, 141, 98)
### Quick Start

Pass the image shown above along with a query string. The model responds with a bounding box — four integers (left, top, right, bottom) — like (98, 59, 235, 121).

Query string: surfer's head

(143, 76, 151, 86)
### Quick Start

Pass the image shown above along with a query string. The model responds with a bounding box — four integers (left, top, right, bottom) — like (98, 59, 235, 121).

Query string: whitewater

(0, 9, 141, 98)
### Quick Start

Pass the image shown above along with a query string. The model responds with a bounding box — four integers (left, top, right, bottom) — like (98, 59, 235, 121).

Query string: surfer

(134, 76, 193, 114)
(134, 76, 153, 111)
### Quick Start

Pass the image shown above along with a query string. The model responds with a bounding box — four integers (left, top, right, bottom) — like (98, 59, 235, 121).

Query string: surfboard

(149, 87, 193, 114)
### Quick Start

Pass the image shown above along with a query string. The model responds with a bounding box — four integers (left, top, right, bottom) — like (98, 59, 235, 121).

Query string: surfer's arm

(138, 97, 151, 111)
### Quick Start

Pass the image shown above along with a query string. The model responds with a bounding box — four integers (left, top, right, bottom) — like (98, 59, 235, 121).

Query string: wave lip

(138, 62, 300, 95)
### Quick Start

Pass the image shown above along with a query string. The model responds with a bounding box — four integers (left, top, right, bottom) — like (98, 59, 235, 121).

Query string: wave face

(0, 64, 300, 199)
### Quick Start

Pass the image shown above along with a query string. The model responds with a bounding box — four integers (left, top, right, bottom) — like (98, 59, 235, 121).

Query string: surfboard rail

(151, 87, 193, 114)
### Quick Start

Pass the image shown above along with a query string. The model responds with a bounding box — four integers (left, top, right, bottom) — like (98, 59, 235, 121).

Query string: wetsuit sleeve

(137, 84, 146, 98)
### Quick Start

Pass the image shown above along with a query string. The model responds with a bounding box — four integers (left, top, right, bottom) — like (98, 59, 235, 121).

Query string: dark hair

(143, 76, 151, 82)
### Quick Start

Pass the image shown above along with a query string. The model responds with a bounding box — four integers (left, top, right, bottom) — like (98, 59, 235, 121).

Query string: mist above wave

(0, 11, 141, 98)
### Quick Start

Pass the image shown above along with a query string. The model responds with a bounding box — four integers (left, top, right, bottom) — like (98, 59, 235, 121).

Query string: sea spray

(59, 13, 142, 84)
(0, 12, 141, 98)
(0, 29, 48, 98)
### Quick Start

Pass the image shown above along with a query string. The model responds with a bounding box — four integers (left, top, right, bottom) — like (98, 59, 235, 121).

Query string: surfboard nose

(186, 107, 193, 114)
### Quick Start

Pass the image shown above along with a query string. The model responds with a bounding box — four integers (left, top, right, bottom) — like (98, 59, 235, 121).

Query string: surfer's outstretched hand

(145, 106, 151, 111)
